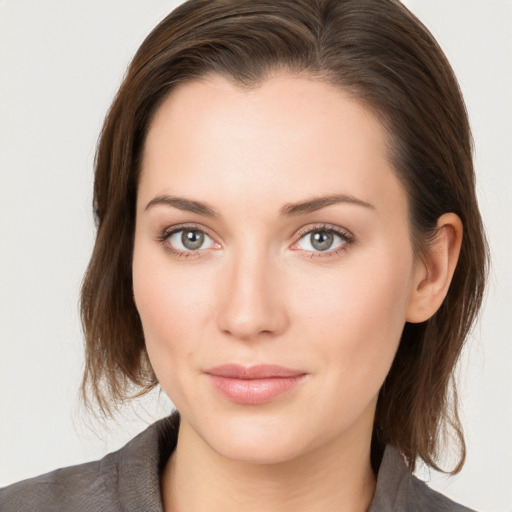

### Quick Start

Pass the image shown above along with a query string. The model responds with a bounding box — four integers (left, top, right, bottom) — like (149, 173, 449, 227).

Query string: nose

(216, 245, 289, 342)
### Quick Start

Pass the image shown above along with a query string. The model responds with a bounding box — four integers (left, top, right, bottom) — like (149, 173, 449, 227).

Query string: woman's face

(133, 74, 423, 464)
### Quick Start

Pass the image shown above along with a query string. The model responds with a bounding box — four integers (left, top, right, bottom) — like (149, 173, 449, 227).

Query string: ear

(406, 213, 463, 323)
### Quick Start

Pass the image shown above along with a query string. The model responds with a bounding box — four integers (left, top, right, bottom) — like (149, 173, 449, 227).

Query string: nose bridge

(217, 240, 287, 341)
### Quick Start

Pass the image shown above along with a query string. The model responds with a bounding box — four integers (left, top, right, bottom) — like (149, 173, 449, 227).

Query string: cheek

(132, 243, 216, 377)
(290, 246, 414, 391)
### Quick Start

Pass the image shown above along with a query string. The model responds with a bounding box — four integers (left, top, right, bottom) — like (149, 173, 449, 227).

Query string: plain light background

(1, 1, 511, 510)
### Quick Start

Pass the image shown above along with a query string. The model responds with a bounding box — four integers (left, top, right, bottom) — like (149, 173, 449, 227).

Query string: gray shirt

(0, 413, 475, 511)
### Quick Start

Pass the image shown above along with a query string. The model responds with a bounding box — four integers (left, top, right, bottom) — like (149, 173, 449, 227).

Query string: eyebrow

(144, 193, 374, 217)
(145, 195, 218, 217)
(279, 194, 375, 216)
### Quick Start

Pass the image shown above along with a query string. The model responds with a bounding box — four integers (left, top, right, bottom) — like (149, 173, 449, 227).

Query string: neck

(161, 417, 377, 512)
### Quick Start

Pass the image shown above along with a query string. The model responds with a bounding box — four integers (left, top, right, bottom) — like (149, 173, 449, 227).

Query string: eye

(167, 228, 216, 252)
(295, 228, 351, 253)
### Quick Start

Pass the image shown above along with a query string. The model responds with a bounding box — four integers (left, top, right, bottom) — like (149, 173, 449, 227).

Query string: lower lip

(207, 375, 306, 405)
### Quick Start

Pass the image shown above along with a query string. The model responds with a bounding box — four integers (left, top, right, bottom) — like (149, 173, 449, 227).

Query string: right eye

(166, 228, 217, 252)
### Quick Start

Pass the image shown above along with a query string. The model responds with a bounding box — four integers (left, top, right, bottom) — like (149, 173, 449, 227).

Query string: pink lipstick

(205, 364, 306, 405)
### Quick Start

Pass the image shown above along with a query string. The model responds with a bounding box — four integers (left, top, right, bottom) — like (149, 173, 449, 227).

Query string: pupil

(311, 231, 333, 251)
(182, 230, 204, 250)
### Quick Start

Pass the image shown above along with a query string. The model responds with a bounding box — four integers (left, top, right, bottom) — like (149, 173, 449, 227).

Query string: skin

(132, 73, 462, 512)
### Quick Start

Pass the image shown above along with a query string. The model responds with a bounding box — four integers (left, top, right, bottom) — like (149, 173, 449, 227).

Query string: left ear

(406, 213, 463, 323)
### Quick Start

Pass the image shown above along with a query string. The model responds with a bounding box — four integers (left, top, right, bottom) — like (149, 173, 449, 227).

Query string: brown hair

(80, 0, 488, 473)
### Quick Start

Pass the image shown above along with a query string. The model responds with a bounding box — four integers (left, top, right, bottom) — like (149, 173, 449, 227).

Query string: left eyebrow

(279, 194, 375, 216)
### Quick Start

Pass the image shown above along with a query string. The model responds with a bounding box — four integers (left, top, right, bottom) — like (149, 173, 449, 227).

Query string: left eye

(168, 229, 216, 251)
(295, 229, 347, 252)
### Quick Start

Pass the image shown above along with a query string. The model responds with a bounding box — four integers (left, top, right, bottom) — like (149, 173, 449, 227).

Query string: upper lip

(205, 364, 305, 379)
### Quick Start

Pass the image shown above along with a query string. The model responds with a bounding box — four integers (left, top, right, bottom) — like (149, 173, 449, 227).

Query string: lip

(205, 364, 307, 405)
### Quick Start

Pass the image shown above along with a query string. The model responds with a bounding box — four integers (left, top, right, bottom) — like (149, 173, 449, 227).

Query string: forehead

(139, 73, 405, 217)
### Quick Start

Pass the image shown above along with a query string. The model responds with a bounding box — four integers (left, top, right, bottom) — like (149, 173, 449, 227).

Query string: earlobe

(406, 213, 463, 323)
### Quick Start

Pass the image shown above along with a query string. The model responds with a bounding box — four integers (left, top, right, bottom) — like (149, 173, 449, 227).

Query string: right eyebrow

(144, 195, 218, 217)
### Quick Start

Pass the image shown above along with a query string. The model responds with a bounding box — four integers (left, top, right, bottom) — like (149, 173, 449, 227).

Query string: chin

(210, 430, 305, 465)
(190, 409, 319, 465)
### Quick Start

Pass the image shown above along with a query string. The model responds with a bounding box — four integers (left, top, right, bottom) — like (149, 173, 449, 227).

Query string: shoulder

(408, 474, 475, 512)
(0, 453, 120, 512)
(0, 413, 179, 512)
(369, 446, 476, 512)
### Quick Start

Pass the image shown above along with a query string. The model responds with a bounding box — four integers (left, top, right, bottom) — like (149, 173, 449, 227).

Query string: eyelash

(292, 223, 355, 259)
(156, 223, 216, 259)
(156, 223, 355, 260)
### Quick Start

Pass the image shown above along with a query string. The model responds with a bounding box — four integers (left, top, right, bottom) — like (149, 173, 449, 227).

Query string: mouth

(204, 364, 307, 405)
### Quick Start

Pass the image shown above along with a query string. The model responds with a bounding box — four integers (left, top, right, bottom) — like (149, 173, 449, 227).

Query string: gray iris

(182, 230, 204, 250)
(311, 231, 333, 251)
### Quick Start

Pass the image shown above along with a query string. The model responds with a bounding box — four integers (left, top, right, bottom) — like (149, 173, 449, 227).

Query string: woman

(0, 0, 488, 510)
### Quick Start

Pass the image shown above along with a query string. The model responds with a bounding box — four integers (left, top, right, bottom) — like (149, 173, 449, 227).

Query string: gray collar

(112, 412, 473, 512)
